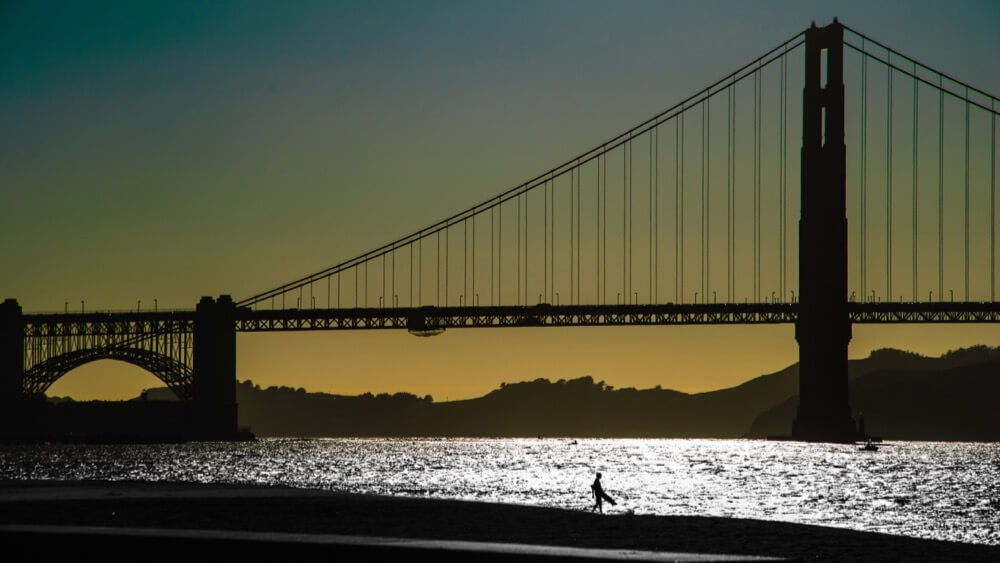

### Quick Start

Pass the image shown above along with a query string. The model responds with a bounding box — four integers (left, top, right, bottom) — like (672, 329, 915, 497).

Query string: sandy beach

(0, 480, 996, 561)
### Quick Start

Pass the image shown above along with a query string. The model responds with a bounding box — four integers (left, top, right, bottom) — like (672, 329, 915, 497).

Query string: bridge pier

(193, 295, 238, 440)
(0, 299, 28, 442)
(0, 299, 26, 439)
(792, 21, 858, 443)
(0, 299, 24, 403)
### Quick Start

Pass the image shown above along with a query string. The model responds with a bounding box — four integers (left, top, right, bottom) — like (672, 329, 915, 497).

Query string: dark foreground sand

(1, 480, 997, 561)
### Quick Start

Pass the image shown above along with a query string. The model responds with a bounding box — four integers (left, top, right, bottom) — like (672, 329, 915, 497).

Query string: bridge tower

(193, 295, 238, 439)
(0, 299, 24, 402)
(0, 299, 25, 441)
(793, 21, 857, 442)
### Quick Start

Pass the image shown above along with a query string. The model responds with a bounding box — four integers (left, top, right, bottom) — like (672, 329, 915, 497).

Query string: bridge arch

(24, 348, 193, 400)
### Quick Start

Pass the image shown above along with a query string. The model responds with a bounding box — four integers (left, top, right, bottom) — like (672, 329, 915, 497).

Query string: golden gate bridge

(2, 20, 997, 442)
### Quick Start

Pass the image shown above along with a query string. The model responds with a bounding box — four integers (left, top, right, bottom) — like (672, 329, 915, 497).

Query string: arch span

(24, 348, 193, 400)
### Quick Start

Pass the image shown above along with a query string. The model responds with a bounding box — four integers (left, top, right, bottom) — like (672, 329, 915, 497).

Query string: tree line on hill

(54, 345, 999, 440)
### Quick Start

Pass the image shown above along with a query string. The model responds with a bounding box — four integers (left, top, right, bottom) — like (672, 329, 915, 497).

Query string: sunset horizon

(5, 3, 998, 402)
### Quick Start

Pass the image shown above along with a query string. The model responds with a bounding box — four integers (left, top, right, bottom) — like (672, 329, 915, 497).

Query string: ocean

(2, 438, 997, 546)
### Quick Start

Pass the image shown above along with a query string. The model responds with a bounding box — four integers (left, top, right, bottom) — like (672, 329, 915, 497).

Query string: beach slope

(0, 481, 996, 562)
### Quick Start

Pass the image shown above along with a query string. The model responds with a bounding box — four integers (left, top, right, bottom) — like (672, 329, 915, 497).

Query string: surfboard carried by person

(590, 472, 616, 513)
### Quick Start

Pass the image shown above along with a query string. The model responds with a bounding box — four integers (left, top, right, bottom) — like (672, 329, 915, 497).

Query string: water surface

(2, 438, 997, 546)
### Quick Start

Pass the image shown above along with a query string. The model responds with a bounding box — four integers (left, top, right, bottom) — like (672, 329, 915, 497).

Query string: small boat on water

(858, 439, 878, 452)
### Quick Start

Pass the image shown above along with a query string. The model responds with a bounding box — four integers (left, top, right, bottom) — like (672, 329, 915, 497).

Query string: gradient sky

(2, 1, 998, 401)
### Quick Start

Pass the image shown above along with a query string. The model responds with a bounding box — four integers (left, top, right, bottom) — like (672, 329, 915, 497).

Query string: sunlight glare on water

(2, 438, 998, 546)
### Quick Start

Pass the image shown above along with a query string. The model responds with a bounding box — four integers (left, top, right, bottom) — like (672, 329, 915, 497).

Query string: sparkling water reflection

(2, 439, 997, 545)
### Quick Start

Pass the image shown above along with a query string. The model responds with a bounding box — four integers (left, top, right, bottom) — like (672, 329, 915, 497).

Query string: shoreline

(1, 480, 997, 561)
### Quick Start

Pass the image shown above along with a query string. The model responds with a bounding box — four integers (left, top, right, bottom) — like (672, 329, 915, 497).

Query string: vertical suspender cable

(523, 193, 528, 305)
(706, 96, 712, 302)
(964, 87, 970, 301)
(676, 117, 681, 302)
(992, 100, 997, 301)
(490, 207, 494, 305)
(624, 139, 628, 301)
(597, 158, 602, 304)
(731, 80, 736, 302)
(938, 75, 944, 301)
(650, 127, 654, 303)
(436, 232, 441, 306)
(571, 169, 575, 304)
(628, 138, 633, 302)
(913, 62, 919, 301)
(861, 43, 868, 300)
(472, 215, 476, 306)
(758, 64, 763, 302)
(573, 165, 577, 303)
(701, 100, 706, 303)
(887, 56, 893, 302)
(680, 111, 685, 302)
(603, 152, 608, 304)
(517, 193, 521, 305)
(727, 84, 732, 302)
(783, 49, 789, 301)
(498, 198, 502, 305)
(991, 99, 996, 301)
(753, 68, 759, 302)
(779, 50, 786, 301)
(548, 177, 552, 302)
(544, 180, 548, 302)
(446, 227, 449, 306)
(655, 126, 659, 303)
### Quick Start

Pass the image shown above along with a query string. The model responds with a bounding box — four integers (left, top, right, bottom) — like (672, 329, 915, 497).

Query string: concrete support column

(0, 299, 24, 404)
(0, 299, 25, 441)
(792, 21, 857, 442)
(193, 295, 237, 439)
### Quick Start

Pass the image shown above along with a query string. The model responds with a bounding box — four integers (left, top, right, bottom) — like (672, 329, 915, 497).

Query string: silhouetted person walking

(590, 472, 615, 513)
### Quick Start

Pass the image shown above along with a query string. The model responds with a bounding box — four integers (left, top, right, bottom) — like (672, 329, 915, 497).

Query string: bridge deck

(234, 302, 999, 331)
(22, 302, 1000, 333)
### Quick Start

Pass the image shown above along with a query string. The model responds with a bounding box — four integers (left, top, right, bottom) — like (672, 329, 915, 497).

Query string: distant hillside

(229, 362, 800, 437)
(747, 349, 1000, 441)
(120, 346, 998, 440)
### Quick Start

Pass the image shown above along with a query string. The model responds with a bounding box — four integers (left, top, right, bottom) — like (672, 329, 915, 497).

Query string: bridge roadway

(22, 301, 1000, 335)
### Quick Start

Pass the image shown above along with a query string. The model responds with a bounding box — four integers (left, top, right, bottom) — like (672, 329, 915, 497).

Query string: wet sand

(1, 480, 996, 561)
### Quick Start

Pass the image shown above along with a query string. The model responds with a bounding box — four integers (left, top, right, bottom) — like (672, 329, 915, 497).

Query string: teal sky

(2, 1, 998, 400)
